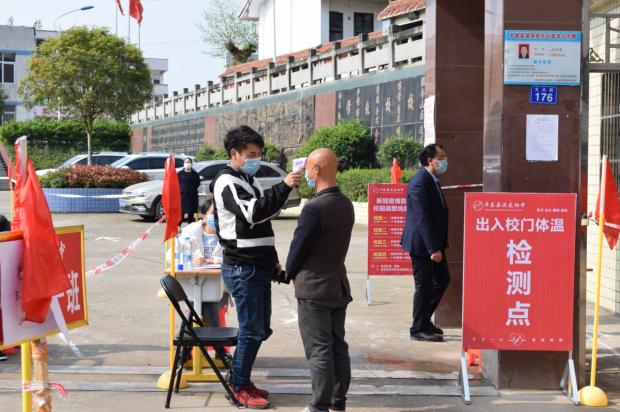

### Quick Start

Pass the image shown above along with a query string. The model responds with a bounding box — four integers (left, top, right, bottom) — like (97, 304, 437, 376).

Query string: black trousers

(410, 253, 450, 334)
(298, 298, 351, 412)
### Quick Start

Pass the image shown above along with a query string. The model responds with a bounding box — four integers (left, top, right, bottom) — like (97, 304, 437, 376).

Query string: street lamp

(53, 6, 95, 31)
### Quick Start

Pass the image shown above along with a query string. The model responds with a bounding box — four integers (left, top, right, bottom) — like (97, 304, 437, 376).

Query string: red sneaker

(248, 382, 270, 399)
(229, 384, 270, 409)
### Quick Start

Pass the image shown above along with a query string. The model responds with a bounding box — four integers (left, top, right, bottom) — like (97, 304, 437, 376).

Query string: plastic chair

(160, 275, 240, 408)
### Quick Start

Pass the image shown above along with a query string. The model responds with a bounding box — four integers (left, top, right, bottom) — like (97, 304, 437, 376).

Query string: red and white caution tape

(442, 183, 483, 190)
(85, 217, 164, 276)
(23, 382, 69, 398)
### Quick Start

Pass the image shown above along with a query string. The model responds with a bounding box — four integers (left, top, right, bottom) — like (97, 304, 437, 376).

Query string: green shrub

(295, 120, 375, 171)
(336, 168, 416, 202)
(377, 135, 423, 169)
(195, 144, 229, 161)
(195, 144, 216, 161)
(0, 118, 130, 152)
(263, 142, 281, 164)
(39, 165, 148, 188)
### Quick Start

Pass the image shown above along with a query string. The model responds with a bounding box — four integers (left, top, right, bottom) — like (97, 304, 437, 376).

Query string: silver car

(119, 160, 301, 220)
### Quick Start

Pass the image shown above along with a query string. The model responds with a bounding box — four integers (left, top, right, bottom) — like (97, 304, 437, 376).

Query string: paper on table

(526, 114, 559, 161)
(423, 95, 436, 147)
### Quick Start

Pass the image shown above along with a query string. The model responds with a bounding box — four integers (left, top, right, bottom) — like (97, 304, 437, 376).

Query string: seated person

(178, 201, 229, 328)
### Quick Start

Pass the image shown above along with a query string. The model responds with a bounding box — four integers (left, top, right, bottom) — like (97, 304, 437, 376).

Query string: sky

(4, 0, 226, 93)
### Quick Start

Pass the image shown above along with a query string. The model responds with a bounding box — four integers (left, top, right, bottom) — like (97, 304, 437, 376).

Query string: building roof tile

(377, 0, 426, 21)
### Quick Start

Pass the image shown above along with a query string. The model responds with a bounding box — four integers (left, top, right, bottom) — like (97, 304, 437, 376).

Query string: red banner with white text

(367, 184, 412, 276)
(462, 193, 576, 351)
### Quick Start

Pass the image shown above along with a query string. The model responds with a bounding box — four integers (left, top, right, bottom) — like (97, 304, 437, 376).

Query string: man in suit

(286, 148, 355, 412)
(401, 144, 450, 342)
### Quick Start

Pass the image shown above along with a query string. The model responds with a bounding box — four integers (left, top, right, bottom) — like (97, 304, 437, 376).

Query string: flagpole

(579, 155, 609, 407)
(138, 23, 141, 51)
(128, 10, 131, 43)
(115, 1, 118, 36)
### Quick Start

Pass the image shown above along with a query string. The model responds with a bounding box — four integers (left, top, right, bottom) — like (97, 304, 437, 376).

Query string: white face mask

(184, 162, 192, 171)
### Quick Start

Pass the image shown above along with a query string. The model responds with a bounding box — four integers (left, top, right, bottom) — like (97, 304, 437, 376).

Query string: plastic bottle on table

(175, 235, 184, 271)
(182, 235, 193, 270)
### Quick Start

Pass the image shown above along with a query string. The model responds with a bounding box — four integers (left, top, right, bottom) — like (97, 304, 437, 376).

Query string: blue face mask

(305, 169, 316, 190)
(206, 214, 216, 230)
(436, 158, 448, 174)
(241, 157, 261, 176)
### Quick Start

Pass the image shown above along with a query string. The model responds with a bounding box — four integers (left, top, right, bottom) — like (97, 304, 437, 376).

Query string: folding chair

(160, 275, 240, 408)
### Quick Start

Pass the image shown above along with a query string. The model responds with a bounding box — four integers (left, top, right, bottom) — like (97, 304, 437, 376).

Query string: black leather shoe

(426, 322, 444, 335)
(410, 331, 443, 342)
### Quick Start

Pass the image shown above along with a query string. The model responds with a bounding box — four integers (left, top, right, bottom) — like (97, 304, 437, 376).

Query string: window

(354, 12, 374, 36)
(126, 158, 149, 169)
(149, 157, 167, 169)
(174, 158, 185, 168)
(329, 11, 344, 41)
(97, 155, 125, 165)
(154, 79, 161, 85)
(1, 53, 15, 83)
(76, 158, 89, 165)
(200, 164, 228, 180)
(256, 165, 281, 178)
(1, 104, 16, 124)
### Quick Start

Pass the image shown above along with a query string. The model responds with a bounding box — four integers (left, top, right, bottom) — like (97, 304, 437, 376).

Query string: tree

(18, 27, 152, 164)
(199, 0, 258, 65)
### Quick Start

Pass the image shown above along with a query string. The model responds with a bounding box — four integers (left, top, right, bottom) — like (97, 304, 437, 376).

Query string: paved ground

(0, 192, 618, 411)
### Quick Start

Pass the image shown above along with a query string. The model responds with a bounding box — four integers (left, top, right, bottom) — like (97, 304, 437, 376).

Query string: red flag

(162, 154, 181, 243)
(15, 160, 70, 323)
(595, 158, 620, 249)
(391, 158, 403, 184)
(129, 0, 143, 24)
(116, 0, 125, 15)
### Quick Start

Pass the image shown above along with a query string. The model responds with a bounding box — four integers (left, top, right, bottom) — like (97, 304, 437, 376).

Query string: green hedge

(294, 120, 376, 171)
(376, 135, 423, 169)
(5, 146, 82, 170)
(0, 119, 130, 152)
(39, 165, 148, 188)
(336, 168, 416, 202)
(195, 145, 228, 161)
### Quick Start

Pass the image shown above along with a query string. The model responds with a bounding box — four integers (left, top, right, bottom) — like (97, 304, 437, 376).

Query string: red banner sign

(367, 184, 412, 276)
(0, 226, 87, 348)
(463, 193, 576, 351)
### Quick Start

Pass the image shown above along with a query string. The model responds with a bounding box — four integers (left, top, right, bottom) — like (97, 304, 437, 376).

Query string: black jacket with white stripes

(211, 166, 292, 268)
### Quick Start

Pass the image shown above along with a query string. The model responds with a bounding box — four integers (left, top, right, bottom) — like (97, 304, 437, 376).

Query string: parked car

(119, 160, 301, 220)
(35, 151, 128, 176)
(110, 153, 192, 180)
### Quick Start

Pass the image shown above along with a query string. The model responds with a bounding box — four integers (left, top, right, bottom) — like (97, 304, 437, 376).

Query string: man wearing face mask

(211, 125, 301, 409)
(400, 144, 450, 343)
(286, 148, 354, 412)
(178, 157, 201, 226)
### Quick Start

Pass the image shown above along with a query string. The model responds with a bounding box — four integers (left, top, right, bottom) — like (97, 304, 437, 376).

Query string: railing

(131, 26, 425, 124)
(590, 13, 620, 72)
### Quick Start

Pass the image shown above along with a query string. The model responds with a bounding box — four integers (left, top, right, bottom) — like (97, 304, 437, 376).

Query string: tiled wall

(588, 1, 620, 313)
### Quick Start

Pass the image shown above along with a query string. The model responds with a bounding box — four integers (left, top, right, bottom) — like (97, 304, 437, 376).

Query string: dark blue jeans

(221, 262, 273, 391)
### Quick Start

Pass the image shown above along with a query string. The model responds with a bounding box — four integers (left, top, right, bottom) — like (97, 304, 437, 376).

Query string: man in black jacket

(286, 148, 354, 412)
(212, 125, 301, 409)
(400, 144, 450, 342)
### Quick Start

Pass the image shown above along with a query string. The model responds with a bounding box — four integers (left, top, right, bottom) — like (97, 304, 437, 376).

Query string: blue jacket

(400, 168, 449, 257)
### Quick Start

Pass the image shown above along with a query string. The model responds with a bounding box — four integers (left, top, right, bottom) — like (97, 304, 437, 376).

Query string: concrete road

(0, 192, 618, 411)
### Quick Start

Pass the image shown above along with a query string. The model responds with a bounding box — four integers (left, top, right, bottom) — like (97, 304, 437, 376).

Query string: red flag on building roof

(115, 0, 125, 15)
(129, 0, 144, 24)
(13, 143, 70, 323)
(595, 157, 620, 249)
(391, 158, 403, 184)
(162, 154, 181, 243)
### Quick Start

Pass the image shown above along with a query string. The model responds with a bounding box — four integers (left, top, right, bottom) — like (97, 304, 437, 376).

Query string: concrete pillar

(194, 84, 200, 110)
(250, 68, 257, 99)
(286, 56, 294, 91)
(267, 62, 275, 95)
(358, 33, 368, 75)
(207, 81, 213, 107)
(332, 41, 341, 81)
(308, 48, 316, 86)
(481, 0, 587, 389)
(424, 0, 485, 328)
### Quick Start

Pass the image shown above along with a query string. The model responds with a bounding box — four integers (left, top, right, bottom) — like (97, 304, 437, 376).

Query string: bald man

(286, 148, 354, 412)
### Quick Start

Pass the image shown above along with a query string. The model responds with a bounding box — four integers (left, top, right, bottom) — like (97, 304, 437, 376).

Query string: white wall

(321, 0, 386, 42)
(257, 0, 322, 60)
